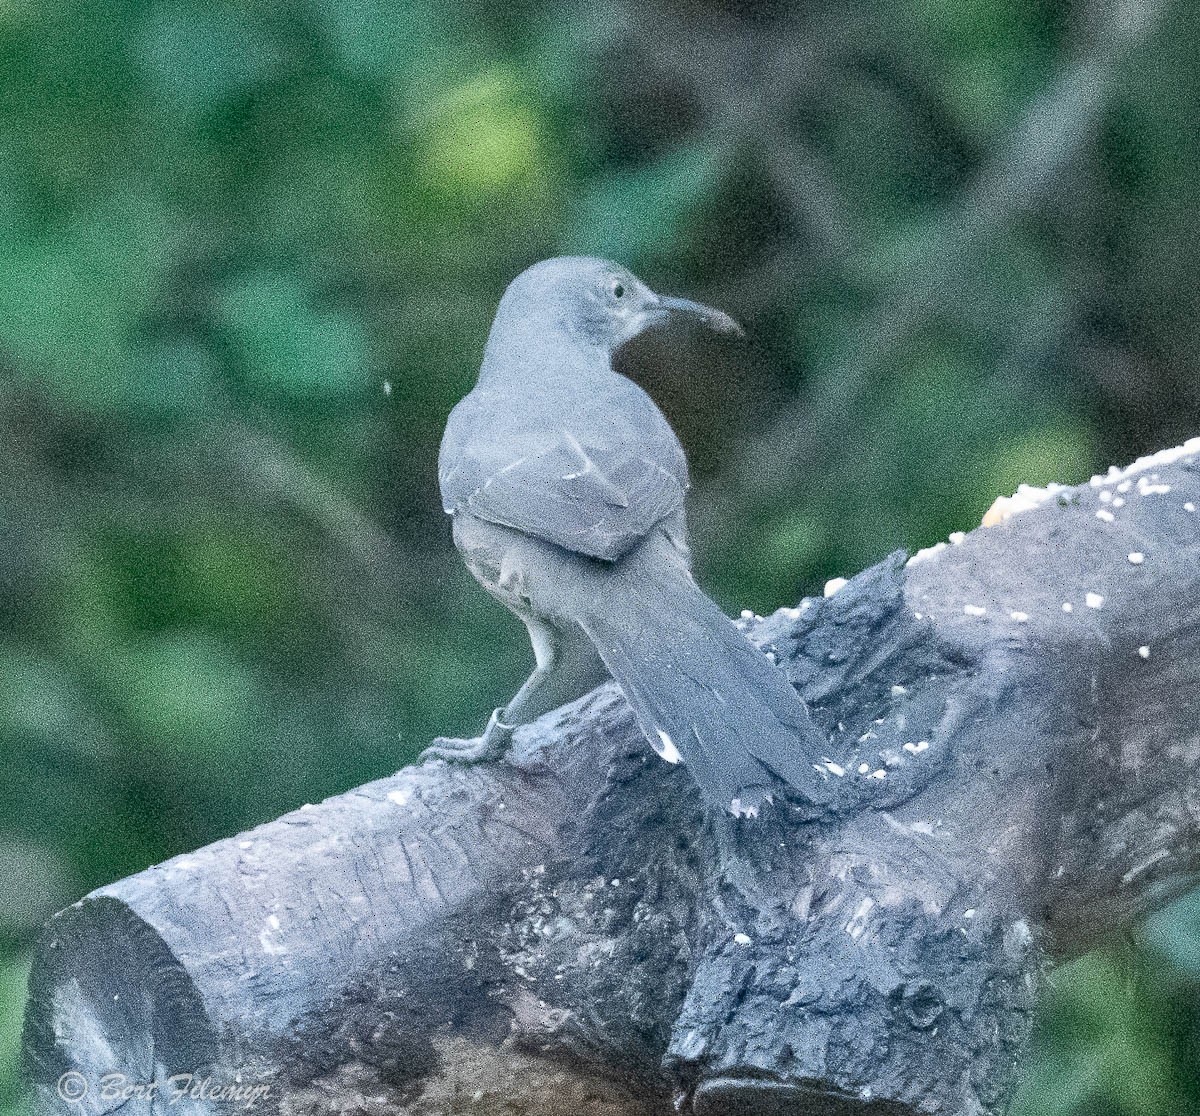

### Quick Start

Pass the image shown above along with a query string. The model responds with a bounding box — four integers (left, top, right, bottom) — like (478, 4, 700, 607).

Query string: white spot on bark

(1009, 919, 1032, 946)
(733, 932, 752, 945)
(1128, 552, 1144, 564)
(1089, 438, 1200, 488)
(729, 798, 759, 818)
(1085, 592, 1104, 609)
(1062, 602, 1073, 612)
(1137, 479, 1171, 496)
(963, 604, 986, 617)
(653, 729, 682, 764)
(1096, 509, 1115, 522)
(907, 542, 947, 566)
(845, 898, 875, 939)
(1010, 611, 1029, 622)
(903, 740, 930, 753)
(387, 789, 411, 807)
(823, 577, 848, 597)
(1122, 848, 1169, 883)
(1138, 645, 1150, 659)
(259, 914, 287, 956)
(982, 483, 1072, 526)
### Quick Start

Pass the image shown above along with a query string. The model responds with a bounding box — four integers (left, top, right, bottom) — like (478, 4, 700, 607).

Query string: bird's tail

(576, 543, 832, 815)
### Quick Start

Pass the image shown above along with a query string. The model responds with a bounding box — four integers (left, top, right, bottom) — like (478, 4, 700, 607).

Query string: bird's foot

(420, 709, 514, 764)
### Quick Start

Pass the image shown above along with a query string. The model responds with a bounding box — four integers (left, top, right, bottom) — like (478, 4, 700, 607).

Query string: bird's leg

(420, 621, 607, 765)
(499, 625, 609, 727)
(419, 706, 516, 764)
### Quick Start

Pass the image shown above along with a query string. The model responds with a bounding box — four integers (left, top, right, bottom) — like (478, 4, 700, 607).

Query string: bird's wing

(440, 386, 688, 562)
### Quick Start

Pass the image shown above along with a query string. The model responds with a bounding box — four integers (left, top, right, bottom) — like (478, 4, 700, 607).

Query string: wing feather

(464, 436, 684, 560)
(439, 379, 687, 561)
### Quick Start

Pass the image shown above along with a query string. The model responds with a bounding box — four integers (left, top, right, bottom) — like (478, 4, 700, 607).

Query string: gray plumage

(423, 256, 832, 815)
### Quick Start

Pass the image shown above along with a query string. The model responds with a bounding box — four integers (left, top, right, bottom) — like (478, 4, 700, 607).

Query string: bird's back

(439, 366, 689, 562)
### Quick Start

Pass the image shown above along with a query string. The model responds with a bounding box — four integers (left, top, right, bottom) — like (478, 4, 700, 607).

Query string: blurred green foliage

(1, 1, 1199, 1113)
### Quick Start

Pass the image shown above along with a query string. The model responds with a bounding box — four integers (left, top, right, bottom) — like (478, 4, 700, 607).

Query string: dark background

(3, 1, 1200, 1112)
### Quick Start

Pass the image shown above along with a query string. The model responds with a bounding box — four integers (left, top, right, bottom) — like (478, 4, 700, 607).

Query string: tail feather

(577, 554, 832, 813)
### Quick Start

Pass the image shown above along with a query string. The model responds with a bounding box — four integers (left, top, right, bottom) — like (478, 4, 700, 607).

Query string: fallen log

(23, 438, 1200, 1116)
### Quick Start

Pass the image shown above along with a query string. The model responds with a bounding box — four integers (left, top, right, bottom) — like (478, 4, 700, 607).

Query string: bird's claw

(420, 736, 508, 763)
(420, 709, 514, 765)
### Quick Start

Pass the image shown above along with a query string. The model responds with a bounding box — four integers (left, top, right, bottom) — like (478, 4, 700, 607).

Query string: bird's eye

(611, 281, 625, 300)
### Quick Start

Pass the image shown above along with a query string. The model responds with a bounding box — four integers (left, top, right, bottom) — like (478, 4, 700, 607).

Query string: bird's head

(493, 256, 742, 357)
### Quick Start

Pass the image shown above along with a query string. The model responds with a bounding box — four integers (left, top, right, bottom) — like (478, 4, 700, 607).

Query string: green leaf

(0, 952, 32, 1112)
(986, 423, 1096, 498)
(0, 192, 175, 412)
(416, 68, 550, 199)
(125, 338, 219, 417)
(317, 0, 448, 82)
(217, 271, 372, 399)
(1143, 890, 1200, 981)
(0, 648, 108, 758)
(564, 142, 725, 263)
(115, 633, 257, 759)
(135, 4, 278, 119)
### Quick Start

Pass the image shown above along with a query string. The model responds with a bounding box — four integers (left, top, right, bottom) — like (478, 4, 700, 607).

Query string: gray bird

(422, 257, 832, 815)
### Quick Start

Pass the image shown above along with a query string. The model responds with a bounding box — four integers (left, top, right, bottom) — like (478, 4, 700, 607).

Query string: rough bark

(23, 439, 1200, 1116)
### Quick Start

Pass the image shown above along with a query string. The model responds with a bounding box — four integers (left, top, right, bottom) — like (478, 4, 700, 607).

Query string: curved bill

(655, 295, 744, 337)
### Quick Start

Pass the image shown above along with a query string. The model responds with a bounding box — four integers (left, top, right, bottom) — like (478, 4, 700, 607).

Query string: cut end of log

(22, 896, 219, 1114)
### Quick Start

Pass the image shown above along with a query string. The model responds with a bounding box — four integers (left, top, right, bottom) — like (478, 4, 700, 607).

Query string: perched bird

(423, 257, 831, 815)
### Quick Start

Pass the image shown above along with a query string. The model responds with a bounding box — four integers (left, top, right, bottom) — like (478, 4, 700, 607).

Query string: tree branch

(722, 1, 1168, 507)
(23, 438, 1200, 1116)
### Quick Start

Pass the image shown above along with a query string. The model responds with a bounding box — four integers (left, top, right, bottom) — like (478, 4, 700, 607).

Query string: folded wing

(440, 383, 688, 562)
